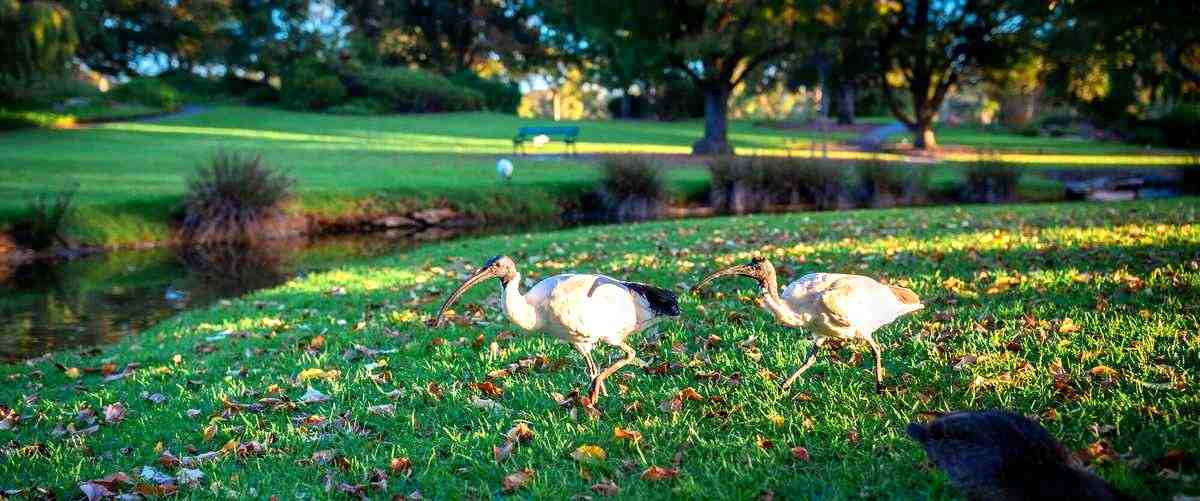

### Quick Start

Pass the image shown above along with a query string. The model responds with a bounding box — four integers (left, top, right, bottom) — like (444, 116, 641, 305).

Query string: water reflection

(0, 226, 523, 362)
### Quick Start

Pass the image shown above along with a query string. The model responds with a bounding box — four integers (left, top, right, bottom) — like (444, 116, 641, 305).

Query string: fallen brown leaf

(501, 468, 535, 493)
(640, 466, 680, 481)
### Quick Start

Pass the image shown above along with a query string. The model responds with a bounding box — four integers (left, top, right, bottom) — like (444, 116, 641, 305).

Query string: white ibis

(496, 158, 514, 182)
(907, 410, 1130, 500)
(691, 256, 922, 393)
(433, 255, 681, 404)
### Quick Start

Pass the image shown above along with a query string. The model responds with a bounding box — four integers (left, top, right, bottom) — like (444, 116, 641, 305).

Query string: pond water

(0, 227, 538, 362)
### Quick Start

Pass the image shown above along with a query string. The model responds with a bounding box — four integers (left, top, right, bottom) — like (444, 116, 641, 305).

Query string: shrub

(242, 84, 280, 105)
(359, 67, 483, 113)
(857, 161, 930, 207)
(280, 62, 347, 111)
(10, 190, 74, 251)
(961, 158, 1021, 203)
(157, 70, 225, 101)
(328, 98, 388, 115)
(181, 151, 295, 244)
(607, 94, 651, 119)
(653, 77, 706, 121)
(1, 75, 99, 109)
(449, 71, 520, 113)
(599, 156, 667, 221)
(709, 157, 852, 214)
(1154, 104, 1200, 149)
(110, 78, 181, 110)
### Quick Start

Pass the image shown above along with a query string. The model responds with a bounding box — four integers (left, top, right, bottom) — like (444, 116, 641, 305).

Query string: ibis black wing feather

(621, 281, 681, 317)
(587, 276, 680, 317)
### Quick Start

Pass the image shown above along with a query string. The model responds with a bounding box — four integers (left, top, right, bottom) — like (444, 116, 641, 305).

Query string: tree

(548, 0, 809, 155)
(876, 0, 1043, 149)
(338, 0, 544, 74)
(0, 0, 78, 81)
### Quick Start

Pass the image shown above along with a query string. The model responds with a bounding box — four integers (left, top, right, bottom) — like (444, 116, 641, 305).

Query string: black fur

(621, 281, 681, 317)
(906, 410, 1131, 501)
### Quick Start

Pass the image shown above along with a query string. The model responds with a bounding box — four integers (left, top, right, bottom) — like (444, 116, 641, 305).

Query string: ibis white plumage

(496, 158, 514, 182)
(433, 255, 681, 404)
(691, 256, 923, 393)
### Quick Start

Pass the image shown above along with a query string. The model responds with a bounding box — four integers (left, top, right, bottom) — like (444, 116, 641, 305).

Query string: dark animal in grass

(906, 410, 1131, 501)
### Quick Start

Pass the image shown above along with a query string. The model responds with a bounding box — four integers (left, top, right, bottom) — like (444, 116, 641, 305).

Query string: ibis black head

(690, 256, 777, 295)
(432, 255, 518, 327)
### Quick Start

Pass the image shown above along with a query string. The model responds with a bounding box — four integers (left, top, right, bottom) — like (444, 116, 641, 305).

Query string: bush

(242, 85, 280, 105)
(1, 75, 99, 109)
(709, 157, 852, 214)
(961, 159, 1021, 203)
(181, 151, 295, 244)
(857, 161, 930, 207)
(10, 190, 74, 251)
(328, 98, 388, 115)
(607, 94, 651, 119)
(359, 67, 483, 113)
(280, 62, 347, 111)
(654, 77, 706, 121)
(110, 78, 181, 110)
(1154, 104, 1200, 149)
(449, 71, 520, 113)
(599, 156, 667, 221)
(157, 70, 225, 101)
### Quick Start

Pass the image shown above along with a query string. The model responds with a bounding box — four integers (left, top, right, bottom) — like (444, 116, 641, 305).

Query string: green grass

(2, 199, 1197, 499)
(1, 106, 1194, 247)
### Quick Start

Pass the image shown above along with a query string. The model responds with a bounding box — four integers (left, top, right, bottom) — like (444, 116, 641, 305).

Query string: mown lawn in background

(1, 106, 1193, 247)
(2, 198, 1197, 499)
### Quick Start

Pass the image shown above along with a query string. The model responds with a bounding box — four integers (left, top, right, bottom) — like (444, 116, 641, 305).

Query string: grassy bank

(2, 106, 1192, 249)
(2, 199, 1197, 498)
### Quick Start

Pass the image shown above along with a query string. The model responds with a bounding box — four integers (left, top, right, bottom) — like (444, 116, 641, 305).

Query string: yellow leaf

(767, 413, 786, 427)
(1058, 318, 1081, 334)
(570, 444, 607, 463)
(221, 439, 237, 453)
(64, 367, 81, 379)
(202, 424, 217, 441)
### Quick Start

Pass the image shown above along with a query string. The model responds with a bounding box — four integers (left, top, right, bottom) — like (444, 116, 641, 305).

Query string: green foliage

(1152, 104, 1200, 149)
(358, 66, 482, 112)
(962, 159, 1022, 203)
(652, 76, 706, 121)
(327, 98, 388, 115)
(599, 156, 667, 220)
(110, 78, 181, 111)
(0, 75, 98, 108)
(156, 70, 226, 101)
(0, 1, 78, 81)
(448, 71, 520, 113)
(856, 160, 930, 207)
(181, 151, 294, 244)
(10, 190, 74, 251)
(0, 108, 74, 129)
(606, 94, 650, 119)
(280, 61, 347, 111)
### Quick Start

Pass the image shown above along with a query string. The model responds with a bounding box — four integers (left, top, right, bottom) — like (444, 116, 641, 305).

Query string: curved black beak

(690, 263, 757, 295)
(432, 266, 498, 327)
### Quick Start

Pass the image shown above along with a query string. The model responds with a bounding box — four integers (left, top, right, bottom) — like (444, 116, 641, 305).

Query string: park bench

(513, 126, 579, 155)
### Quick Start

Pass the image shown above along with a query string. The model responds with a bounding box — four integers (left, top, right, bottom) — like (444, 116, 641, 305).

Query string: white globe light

(496, 158, 514, 180)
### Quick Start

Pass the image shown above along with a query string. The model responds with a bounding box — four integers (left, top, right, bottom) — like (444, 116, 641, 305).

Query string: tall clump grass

(598, 156, 667, 221)
(11, 190, 75, 251)
(857, 160, 931, 207)
(181, 151, 295, 244)
(961, 150, 1021, 203)
(709, 157, 852, 214)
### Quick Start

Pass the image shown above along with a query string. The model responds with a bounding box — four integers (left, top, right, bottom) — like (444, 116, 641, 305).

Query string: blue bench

(513, 126, 579, 155)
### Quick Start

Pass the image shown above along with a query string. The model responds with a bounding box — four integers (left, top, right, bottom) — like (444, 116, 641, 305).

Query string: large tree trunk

(692, 86, 734, 155)
(911, 121, 937, 150)
(836, 83, 855, 125)
(620, 93, 633, 119)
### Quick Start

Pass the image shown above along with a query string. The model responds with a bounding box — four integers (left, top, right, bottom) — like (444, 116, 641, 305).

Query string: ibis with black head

(433, 255, 681, 405)
(691, 256, 923, 393)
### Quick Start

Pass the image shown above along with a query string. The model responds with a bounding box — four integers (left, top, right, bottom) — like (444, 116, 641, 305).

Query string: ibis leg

(576, 346, 605, 396)
(867, 338, 885, 394)
(782, 338, 825, 390)
(588, 343, 638, 403)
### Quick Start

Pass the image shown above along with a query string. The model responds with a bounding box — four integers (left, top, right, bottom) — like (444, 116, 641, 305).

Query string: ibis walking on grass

(691, 256, 923, 393)
(433, 255, 681, 404)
